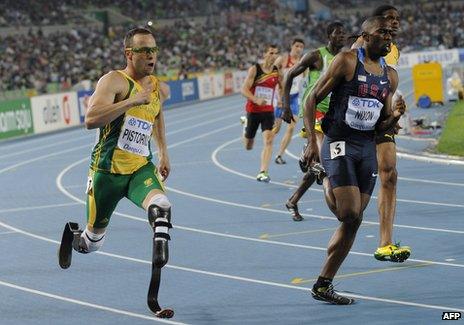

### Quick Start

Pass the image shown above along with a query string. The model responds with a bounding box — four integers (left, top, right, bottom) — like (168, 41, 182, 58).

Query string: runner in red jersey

(241, 44, 282, 182)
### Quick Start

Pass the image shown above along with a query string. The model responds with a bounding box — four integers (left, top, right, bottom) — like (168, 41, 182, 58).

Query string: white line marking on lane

(0, 279, 188, 324)
(0, 112, 241, 177)
(0, 202, 80, 213)
(214, 138, 464, 208)
(165, 99, 240, 127)
(164, 95, 241, 121)
(56, 158, 464, 266)
(0, 95, 241, 154)
(0, 230, 16, 235)
(285, 144, 464, 186)
(0, 144, 91, 175)
(0, 99, 241, 161)
(1, 220, 463, 314)
(0, 135, 93, 160)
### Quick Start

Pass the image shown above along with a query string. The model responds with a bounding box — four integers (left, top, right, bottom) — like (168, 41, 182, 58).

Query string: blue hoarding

(77, 90, 94, 124)
(164, 79, 199, 107)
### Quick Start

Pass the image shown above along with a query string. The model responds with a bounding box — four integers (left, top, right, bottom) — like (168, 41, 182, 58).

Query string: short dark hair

(327, 21, 344, 37)
(264, 44, 278, 52)
(372, 5, 398, 16)
(362, 16, 388, 33)
(292, 38, 305, 45)
(124, 28, 155, 48)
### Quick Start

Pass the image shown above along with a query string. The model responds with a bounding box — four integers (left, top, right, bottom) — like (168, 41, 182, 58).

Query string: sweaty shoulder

(338, 49, 357, 61)
(331, 49, 357, 80)
(332, 49, 357, 69)
(102, 70, 126, 85)
(97, 70, 129, 96)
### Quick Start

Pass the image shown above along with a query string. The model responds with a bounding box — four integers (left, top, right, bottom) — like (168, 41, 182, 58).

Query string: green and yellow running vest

(299, 47, 335, 117)
(90, 71, 161, 174)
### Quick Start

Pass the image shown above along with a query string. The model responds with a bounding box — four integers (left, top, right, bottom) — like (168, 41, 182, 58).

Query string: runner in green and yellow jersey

(280, 22, 346, 221)
(58, 27, 174, 318)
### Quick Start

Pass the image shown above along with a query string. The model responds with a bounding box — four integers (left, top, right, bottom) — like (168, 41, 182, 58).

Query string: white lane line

(0, 127, 85, 152)
(396, 135, 437, 142)
(58, 162, 464, 236)
(0, 99, 241, 160)
(397, 176, 464, 187)
(55, 157, 464, 266)
(0, 279, 187, 324)
(0, 134, 93, 159)
(285, 145, 464, 186)
(0, 113, 240, 177)
(164, 188, 464, 267)
(397, 151, 464, 166)
(164, 95, 240, 120)
(0, 202, 80, 214)
(0, 144, 91, 175)
(0, 230, 16, 235)
(213, 138, 464, 208)
(165, 97, 240, 126)
(166, 111, 238, 136)
(54, 120, 241, 205)
(0, 94, 240, 157)
(170, 187, 464, 236)
(1, 220, 462, 314)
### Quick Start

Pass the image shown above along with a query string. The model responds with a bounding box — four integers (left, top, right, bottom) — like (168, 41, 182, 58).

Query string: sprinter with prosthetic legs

(58, 27, 174, 318)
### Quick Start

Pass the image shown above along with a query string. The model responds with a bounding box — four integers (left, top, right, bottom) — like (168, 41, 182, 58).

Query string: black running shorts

(244, 111, 275, 139)
(321, 135, 378, 195)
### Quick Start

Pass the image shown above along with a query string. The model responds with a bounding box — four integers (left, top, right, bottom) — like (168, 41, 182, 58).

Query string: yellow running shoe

(299, 127, 307, 138)
(374, 243, 411, 263)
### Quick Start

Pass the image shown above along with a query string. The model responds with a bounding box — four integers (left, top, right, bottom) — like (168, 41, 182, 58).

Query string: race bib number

(117, 115, 152, 156)
(345, 96, 382, 131)
(330, 141, 345, 159)
(255, 86, 274, 102)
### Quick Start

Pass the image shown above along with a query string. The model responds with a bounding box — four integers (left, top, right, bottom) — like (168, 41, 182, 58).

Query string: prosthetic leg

(58, 222, 85, 269)
(147, 204, 174, 318)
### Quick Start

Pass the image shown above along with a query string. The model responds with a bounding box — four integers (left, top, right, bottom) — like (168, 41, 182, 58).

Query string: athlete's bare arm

(277, 67, 284, 107)
(281, 51, 321, 123)
(153, 82, 170, 181)
(241, 65, 266, 106)
(303, 50, 356, 163)
(376, 66, 405, 132)
(85, 71, 153, 129)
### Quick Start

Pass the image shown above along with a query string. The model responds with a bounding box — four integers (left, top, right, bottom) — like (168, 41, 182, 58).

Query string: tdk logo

(128, 118, 151, 130)
(442, 312, 461, 320)
(135, 120, 151, 130)
(353, 98, 380, 108)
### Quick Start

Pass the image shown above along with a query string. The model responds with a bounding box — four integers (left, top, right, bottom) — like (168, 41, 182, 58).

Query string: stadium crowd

(0, 0, 463, 93)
